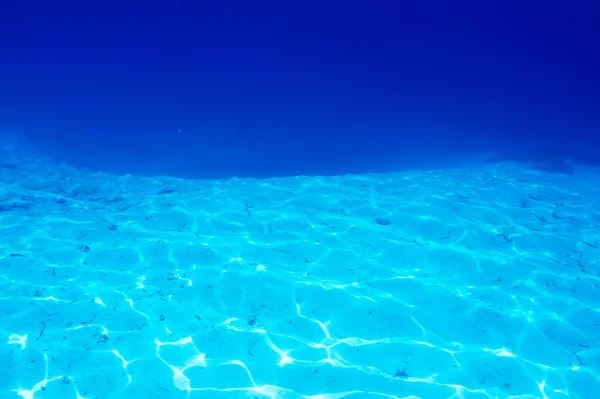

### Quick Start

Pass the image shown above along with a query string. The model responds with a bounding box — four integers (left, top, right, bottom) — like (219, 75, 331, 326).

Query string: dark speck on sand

(375, 218, 390, 226)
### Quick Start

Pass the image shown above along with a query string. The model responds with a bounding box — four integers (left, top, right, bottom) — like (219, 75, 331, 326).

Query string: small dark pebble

(375, 218, 390, 226)
(96, 334, 109, 343)
(77, 244, 91, 253)
(395, 369, 408, 378)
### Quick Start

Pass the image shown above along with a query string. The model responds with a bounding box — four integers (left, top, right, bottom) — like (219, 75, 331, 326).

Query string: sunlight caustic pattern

(0, 142, 599, 399)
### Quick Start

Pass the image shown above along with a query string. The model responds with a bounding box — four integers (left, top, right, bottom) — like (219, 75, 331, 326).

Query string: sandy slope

(1, 141, 599, 399)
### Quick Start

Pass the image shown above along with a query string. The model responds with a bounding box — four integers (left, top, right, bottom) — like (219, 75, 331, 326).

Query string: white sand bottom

(1, 144, 599, 399)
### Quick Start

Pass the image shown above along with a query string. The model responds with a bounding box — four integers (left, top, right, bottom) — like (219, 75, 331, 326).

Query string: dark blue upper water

(1, 0, 598, 178)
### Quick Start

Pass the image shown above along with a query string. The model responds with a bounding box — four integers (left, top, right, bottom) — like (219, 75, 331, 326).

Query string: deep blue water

(1, 0, 599, 178)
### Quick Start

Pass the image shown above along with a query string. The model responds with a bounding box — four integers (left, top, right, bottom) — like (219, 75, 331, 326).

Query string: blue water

(1, 1, 600, 398)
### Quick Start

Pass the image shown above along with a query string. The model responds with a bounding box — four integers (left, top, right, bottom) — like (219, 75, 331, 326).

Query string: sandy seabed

(1, 142, 599, 399)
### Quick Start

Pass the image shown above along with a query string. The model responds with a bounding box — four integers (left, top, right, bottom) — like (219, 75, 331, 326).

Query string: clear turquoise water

(1, 142, 599, 399)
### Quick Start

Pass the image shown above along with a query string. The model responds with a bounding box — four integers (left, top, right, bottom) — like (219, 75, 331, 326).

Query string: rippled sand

(1, 141, 599, 399)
